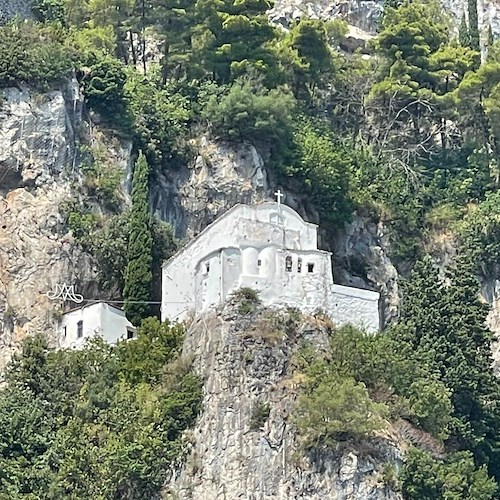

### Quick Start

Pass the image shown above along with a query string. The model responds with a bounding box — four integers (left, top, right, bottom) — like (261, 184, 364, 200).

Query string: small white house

(58, 301, 136, 349)
(161, 201, 381, 332)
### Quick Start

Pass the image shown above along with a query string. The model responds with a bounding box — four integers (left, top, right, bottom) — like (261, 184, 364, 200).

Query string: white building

(161, 201, 380, 332)
(58, 301, 136, 349)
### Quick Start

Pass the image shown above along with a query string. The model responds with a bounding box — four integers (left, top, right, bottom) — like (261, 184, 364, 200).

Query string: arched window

(285, 255, 292, 272)
(297, 258, 302, 273)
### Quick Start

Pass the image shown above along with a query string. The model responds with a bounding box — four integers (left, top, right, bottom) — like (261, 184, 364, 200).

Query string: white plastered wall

(58, 302, 135, 349)
(161, 202, 381, 332)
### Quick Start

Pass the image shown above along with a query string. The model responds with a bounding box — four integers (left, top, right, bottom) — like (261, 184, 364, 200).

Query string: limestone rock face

(332, 217, 399, 326)
(152, 135, 270, 239)
(169, 305, 403, 499)
(0, 0, 32, 24)
(268, 0, 382, 34)
(0, 82, 93, 370)
(269, 0, 500, 38)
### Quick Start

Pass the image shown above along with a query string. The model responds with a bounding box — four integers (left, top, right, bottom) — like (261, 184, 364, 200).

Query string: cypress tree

(487, 24, 495, 48)
(459, 13, 471, 48)
(468, 0, 480, 51)
(397, 253, 500, 477)
(444, 254, 500, 473)
(123, 152, 153, 326)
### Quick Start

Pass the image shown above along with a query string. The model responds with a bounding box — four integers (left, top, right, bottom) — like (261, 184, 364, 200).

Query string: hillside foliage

(0, 319, 202, 498)
(1, 0, 500, 497)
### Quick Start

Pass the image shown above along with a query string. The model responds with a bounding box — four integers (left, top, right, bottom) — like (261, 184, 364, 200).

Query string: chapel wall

(328, 284, 380, 332)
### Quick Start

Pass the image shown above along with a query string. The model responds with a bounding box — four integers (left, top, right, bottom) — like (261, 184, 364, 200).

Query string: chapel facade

(161, 202, 380, 332)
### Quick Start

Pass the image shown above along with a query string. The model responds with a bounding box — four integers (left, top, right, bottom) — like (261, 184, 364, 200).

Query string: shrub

(0, 23, 73, 90)
(82, 54, 129, 124)
(250, 401, 271, 431)
(80, 145, 123, 210)
(124, 71, 190, 168)
(232, 287, 261, 315)
(202, 76, 296, 144)
(294, 376, 388, 447)
(277, 118, 354, 226)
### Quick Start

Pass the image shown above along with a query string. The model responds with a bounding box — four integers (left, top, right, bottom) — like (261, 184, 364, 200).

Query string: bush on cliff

(0, 319, 202, 498)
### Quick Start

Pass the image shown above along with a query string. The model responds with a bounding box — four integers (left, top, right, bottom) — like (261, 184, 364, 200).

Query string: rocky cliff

(270, 0, 500, 44)
(168, 303, 404, 500)
(0, 81, 134, 370)
(0, 81, 86, 370)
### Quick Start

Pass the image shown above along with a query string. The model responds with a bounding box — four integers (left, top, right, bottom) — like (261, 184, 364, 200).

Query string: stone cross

(275, 189, 285, 208)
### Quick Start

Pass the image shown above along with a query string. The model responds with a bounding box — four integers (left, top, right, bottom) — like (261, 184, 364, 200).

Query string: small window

(285, 256, 293, 272)
(63, 326, 67, 338)
(257, 259, 262, 267)
(205, 262, 210, 274)
(77, 320, 83, 338)
(127, 329, 135, 340)
(307, 263, 315, 273)
(297, 258, 302, 273)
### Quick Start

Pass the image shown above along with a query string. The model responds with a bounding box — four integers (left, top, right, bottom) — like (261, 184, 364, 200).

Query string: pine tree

(468, 0, 480, 51)
(123, 152, 153, 326)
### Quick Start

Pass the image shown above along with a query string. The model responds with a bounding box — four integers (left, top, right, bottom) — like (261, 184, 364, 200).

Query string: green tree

(124, 70, 190, 168)
(202, 76, 296, 142)
(294, 375, 388, 447)
(190, 0, 279, 84)
(282, 119, 353, 226)
(82, 54, 129, 123)
(393, 255, 500, 475)
(401, 448, 497, 499)
(117, 317, 184, 385)
(468, 0, 480, 51)
(0, 328, 201, 498)
(459, 13, 471, 47)
(123, 152, 153, 326)
(283, 19, 341, 100)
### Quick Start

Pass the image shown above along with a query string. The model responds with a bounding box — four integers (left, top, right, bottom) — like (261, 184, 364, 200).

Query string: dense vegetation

(294, 255, 500, 496)
(0, 318, 202, 498)
(1, 0, 500, 497)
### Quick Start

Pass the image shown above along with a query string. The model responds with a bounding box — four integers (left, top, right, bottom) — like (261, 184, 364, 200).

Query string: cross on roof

(275, 189, 285, 208)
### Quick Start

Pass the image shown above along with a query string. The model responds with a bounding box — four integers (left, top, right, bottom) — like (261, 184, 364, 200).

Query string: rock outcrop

(0, 82, 133, 370)
(269, 0, 500, 40)
(0, 0, 32, 24)
(152, 135, 270, 240)
(169, 305, 403, 499)
(0, 82, 86, 368)
(332, 218, 399, 326)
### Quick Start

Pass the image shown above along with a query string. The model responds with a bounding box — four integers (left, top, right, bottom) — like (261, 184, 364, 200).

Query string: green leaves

(295, 376, 388, 447)
(0, 323, 202, 498)
(0, 23, 74, 90)
(401, 449, 497, 499)
(202, 76, 296, 141)
(124, 152, 153, 326)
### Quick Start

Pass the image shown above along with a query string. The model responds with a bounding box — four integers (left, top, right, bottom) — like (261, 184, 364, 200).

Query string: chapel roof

(162, 201, 317, 269)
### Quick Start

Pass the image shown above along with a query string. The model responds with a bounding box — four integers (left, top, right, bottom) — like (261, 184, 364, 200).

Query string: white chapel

(161, 200, 380, 332)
